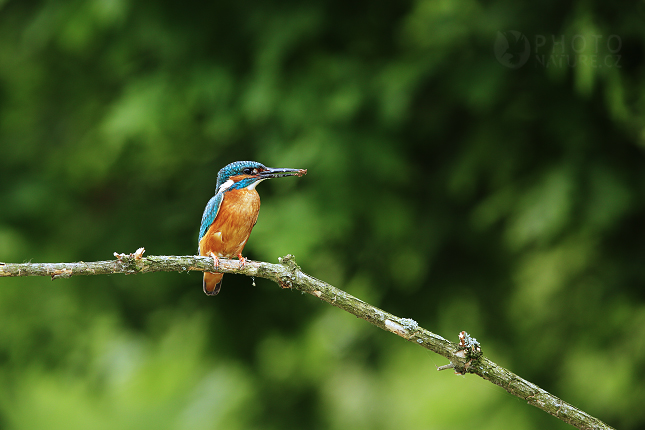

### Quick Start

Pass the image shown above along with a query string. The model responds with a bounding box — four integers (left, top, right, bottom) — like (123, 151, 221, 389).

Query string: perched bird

(198, 161, 307, 295)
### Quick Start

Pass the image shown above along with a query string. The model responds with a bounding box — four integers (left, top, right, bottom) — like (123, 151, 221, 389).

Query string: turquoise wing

(198, 192, 224, 244)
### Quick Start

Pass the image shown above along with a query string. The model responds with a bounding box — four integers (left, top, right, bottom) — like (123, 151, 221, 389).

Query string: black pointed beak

(259, 167, 307, 179)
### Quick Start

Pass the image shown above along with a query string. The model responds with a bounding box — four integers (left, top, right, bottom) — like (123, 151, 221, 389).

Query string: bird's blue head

(215, 161, 306, 193)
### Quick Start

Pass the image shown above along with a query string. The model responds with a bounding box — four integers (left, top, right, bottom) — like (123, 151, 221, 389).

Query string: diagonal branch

(0, 250, 614, 430)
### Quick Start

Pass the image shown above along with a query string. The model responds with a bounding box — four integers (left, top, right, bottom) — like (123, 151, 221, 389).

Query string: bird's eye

(242, 168, 252, 174)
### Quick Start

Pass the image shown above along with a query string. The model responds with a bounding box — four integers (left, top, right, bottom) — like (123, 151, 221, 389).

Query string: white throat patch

(247, 178, 266, 190)
(217, 179, 234, 193)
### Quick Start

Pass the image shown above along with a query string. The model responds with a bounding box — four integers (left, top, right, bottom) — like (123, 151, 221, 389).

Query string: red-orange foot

(208, 251, 220, 270)
(237, 253, 247, 268)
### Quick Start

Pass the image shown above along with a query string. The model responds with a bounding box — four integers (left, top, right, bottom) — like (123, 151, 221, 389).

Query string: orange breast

(199, 188, 261, 259)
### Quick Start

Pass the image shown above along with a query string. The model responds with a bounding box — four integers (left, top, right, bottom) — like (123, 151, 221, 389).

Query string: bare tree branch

(0, 250, 614, 430)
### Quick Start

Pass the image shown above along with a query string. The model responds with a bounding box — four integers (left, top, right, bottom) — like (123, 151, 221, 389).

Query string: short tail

(203, 272, 223, 296)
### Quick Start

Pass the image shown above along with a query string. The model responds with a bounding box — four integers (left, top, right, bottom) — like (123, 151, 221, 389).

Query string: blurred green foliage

(1, 0, 644, 428)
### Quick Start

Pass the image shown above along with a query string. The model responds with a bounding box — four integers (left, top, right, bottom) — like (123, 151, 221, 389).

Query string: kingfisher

(198, 161, 307, 295)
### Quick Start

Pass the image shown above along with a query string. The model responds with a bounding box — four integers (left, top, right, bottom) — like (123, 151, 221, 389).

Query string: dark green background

(1, 0, 643, 429)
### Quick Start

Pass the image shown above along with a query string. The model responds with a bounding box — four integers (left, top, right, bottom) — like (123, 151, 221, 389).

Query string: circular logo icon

(494, 31, 530, 69)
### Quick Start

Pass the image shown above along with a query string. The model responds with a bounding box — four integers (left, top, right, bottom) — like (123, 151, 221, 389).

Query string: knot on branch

(438, 331, 483, 374)
(114, 247, 146, 274)
(277, 254, 300, 289)
(457, 330, 482, 356)
(278, 254, 300, 271)
(453, 331, 482, 374)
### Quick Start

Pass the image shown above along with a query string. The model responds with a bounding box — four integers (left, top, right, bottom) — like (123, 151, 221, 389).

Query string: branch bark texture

(0, 252, 613, 430)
